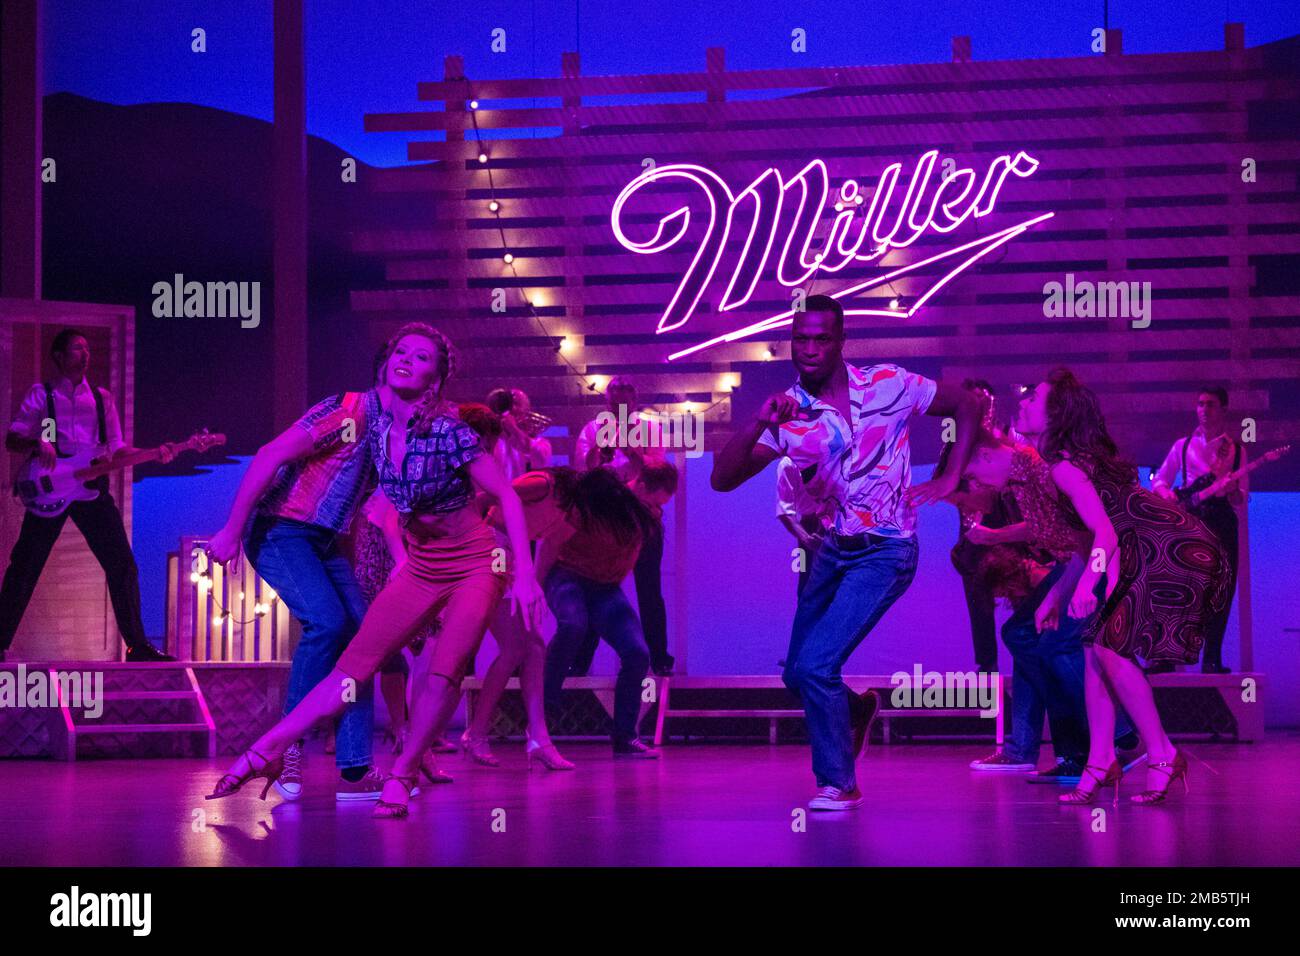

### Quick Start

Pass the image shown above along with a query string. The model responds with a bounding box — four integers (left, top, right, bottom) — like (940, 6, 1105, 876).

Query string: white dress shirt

(1152, 426, 1248, 499)
(9, 377, 126, 457)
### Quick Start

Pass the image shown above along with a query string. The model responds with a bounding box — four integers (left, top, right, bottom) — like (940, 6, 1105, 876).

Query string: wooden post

(672, 450, 689, 674)
(0, 0, 42, 299)
(272, 0, 308, 430)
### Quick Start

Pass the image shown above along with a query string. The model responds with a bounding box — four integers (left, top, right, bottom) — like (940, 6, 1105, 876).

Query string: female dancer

(962, 369, 1230, 804)
(460, 468, 583, 770)
(207, 322, 546, 818)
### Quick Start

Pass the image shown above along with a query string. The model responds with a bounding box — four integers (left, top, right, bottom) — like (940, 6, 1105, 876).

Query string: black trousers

(0, 487, 149, 653)
(951, 537, 999, 672)
(571, 518, 671, 674)
(1194, 499, 1239, 668)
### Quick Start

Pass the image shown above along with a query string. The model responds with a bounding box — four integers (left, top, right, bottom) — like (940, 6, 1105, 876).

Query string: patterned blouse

(1006, 445, 1090, 561)
(371, 411, 483, 516)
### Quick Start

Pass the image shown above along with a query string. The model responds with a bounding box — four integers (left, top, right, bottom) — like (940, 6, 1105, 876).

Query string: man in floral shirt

(712, 295, 981, 811)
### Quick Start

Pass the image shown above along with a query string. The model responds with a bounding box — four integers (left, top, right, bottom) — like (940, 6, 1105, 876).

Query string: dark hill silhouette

(40, 92, 409, 470)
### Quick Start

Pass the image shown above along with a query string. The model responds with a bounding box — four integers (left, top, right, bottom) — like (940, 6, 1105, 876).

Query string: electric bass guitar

(15, 429, 226, 517)
(1174, 444, 1291, 509)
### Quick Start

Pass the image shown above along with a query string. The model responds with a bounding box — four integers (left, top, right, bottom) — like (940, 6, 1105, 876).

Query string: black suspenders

(43, 382, 107, 456)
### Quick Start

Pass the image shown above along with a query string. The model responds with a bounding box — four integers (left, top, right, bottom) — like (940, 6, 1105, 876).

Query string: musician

(486, 387, 552, 480)
(1, 329, 174, 662)
(1151, 386, 1245, 673)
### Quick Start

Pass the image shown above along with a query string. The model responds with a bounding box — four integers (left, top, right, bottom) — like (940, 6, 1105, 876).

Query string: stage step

(66, 722, 212, 734)
(46, 664, 218, 761)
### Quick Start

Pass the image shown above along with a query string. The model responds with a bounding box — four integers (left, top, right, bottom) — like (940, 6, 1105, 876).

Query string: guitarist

(1151, 386, 1245, 674)
(1, 329, 175, 662)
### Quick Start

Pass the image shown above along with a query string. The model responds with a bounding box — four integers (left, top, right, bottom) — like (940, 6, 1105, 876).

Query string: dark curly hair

(1039, 367, 1137, 487)
(546, 466, 655, 546)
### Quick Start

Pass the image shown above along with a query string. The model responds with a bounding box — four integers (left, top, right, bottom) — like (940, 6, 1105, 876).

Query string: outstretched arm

(908, 382, 982, 506)
(711, 393, 797, 492)
(1049, 460, 1120, 619)
(208, 424, 318, 564)
(469, 453, 546, 631)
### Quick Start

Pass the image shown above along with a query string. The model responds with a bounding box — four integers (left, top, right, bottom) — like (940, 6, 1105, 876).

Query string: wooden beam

(272, 0, 307, 429)
(0, 0, 42, 299)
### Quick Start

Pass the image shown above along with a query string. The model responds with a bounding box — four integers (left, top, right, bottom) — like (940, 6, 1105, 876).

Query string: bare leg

(1093, 645, 1177, 790)
(519, 635, 554, 746)
(380, 670, 407, 744)
(218, 668, 359, 781)
(468, 604, 528, 739)
(380, 671, 461, 803)
(1081, 646, 1118, 771)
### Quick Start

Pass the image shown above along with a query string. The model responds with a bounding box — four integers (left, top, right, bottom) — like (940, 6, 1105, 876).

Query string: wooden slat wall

(351, 30, 1300, 471)
(0, 299, 134, 660)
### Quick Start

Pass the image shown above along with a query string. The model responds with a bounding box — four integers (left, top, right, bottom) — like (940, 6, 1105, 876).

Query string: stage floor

(2, 737, 1297, 866)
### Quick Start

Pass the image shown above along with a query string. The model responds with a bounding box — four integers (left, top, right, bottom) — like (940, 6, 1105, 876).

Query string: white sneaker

(808, 785, 864, 811)
(272, 741, 304, 801)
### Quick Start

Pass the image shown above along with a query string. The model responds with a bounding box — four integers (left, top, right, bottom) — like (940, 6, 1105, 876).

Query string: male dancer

(207, 381, 384, 800)
(1, 329, 174, 662)
(1151, 386, 1243, 673)
(712, 295, 980, 810)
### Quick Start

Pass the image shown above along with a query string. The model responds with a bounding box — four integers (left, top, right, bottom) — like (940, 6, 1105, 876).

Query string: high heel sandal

(1059, 760, 1122, 805)
(420, 749, 455, 785)
(461, 731, 500, 767)
(206, 748, 284, 801)
(1131, 752, 1188, 805)
(526, 735, 575, 772)
(372, 774, 419, 819)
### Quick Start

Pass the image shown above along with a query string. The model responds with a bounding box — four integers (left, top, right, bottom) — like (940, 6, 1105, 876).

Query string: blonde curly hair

(380, 322, 459, 435)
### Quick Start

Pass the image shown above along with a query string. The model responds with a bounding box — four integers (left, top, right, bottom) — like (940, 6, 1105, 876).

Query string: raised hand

(756, 393, 806, 426)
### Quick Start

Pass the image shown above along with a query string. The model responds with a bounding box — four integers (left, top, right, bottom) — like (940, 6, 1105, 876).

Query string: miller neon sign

(609, 149, 1054, 361)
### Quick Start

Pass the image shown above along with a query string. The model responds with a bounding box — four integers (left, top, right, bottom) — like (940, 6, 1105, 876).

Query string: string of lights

(459, 77, 913, 425)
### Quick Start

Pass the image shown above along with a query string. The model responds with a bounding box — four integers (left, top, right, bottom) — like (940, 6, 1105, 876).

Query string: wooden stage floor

(1, 737, 1297, 867)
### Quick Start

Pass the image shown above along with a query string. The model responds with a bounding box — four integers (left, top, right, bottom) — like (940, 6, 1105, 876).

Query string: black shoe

(125, 644, 176, 663)
(850, 689, 881, 759)
(613, 738, 661, 759)
(1028, 759, 1084, 784)
(1201, 662, 1230, 675)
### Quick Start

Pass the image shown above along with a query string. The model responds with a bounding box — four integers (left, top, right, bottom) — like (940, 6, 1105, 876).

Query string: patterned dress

(1055, 454, 1232, 664)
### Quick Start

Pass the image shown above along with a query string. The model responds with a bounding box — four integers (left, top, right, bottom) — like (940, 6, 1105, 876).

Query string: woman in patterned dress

(964, 368, 1230, 805)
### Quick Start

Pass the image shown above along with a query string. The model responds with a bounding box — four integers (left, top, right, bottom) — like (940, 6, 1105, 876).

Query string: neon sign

(609, 150, 1054, 361)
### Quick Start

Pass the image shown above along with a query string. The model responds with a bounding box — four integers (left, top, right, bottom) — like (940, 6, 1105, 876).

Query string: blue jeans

(244, 516, 374, 771)
(784, 535, 919, 790)
(1002, 563, 1133, 765)
(542, 565, 650, 743)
